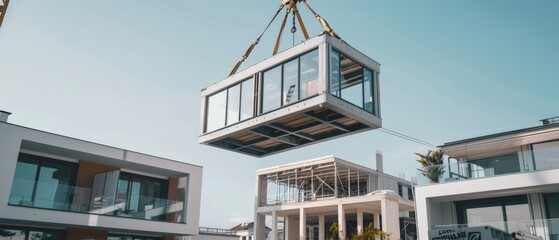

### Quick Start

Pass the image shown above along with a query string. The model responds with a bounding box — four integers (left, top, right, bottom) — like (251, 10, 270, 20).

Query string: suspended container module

(199, 33, 381, 157)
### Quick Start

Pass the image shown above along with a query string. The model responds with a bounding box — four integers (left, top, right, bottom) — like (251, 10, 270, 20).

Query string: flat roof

(0, 121, 202, 169)
(440, 122, 559, 148)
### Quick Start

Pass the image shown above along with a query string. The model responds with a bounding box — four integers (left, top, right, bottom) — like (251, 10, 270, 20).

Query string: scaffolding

(260, 158, 381, 206)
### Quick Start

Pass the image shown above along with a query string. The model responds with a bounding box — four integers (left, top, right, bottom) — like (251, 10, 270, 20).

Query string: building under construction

(253, 154, 416, 240)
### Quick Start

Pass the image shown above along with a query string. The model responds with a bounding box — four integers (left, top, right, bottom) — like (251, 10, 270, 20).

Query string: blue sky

(1, 0, 558, 228)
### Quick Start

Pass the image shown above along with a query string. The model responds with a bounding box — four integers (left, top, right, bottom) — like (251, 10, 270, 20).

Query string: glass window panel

(227, 84, 241, 125)
(340, 54, 364, 108)
(300, 49, 319, 99)
(544, 193, 559, 237)
(330, 49, 340, 97)
(363, 69, 374, 114)
(466, 206, 506, 230)
(469, 154, 520, 177)
(505, 204, 531, 232)
(9, 161, 38, 205)
(0, 228, 25, 238)
(35, 162, 74, 210)
(240, 78, 254, 121)
(283, 59, 299, 105)
(261, 65, 282, 113)
(205, 90, 227, 132)
(129, 180, 141, 213)
(116, 179, 129, 210)
(532, 140, 559, 171)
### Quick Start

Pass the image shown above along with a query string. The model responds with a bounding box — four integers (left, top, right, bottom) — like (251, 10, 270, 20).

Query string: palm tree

(351, 223, 388, 240)
(416, 150, 446, 183)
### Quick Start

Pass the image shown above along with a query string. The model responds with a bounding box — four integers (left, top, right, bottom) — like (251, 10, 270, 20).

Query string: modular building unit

(199, 33, 381, 157)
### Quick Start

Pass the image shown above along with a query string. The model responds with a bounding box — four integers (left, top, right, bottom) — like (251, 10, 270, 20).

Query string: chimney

(0, 110, 11, 123)
(376, 150, 383, 172)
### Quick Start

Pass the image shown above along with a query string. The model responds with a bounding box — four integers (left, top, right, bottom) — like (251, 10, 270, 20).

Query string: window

(227, 84, 241, 125)
(456, 195, 531, 233)
(330, 48, 376, 114)
(330, 50, 340, 97)
(108, 234, 164, 240)
(240, 79, 254, 121)
(262, 65, 282, 113)
(544, 193, 559, 239)
(9, 153, 78, 211)
(114, 172, 169, 221)
(468, 154, 520, 177)
(205, 78, 254, 133)
(532, 140, 559, 171)
(283, 58, 299, 105)
(363, 69, 374, 114)
(260, 49, 319, 114)
(0, 225, 66, 240)
(206, 90, 227, 132)
(299, 49, 319, 98)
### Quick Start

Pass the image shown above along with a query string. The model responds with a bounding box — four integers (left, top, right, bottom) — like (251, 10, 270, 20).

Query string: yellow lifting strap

(302, 0, 341, 40)
(272, 6, 292, 55)
(229, 0, 340, 77)
(292, 4, 310, 40)
(229, 4, 285, 77)
(0, 0, 10, 28)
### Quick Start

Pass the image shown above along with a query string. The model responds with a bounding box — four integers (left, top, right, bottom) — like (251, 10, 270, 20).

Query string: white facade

(0, 118, 203, 239)
(254, 155, 415, 240)
(415, 120, 559, 240)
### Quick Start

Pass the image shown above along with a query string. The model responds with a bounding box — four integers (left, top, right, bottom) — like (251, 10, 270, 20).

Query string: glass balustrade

(417, 146, 559, 185)
(8, 179, 184, 223)
(431, 218, 559, 240)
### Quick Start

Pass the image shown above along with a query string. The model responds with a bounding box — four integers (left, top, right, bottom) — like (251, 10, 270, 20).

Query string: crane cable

(228, 4, 286, 77)
(229, 0, 338, 77)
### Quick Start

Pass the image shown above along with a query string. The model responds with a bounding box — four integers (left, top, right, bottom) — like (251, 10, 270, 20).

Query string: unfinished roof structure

(199, 33, 381, 157)
(253, 155, 415, 240)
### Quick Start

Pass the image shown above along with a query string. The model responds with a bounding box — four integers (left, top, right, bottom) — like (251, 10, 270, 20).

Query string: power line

(378, 127, 439, 149)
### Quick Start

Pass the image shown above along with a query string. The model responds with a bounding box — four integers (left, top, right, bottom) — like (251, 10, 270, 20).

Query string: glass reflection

(300, 49, 319, 99)
(262, 65, 282, 113)
(206, 90, 227, 132)
(283, 59, 298, 105)
(227, 84, 241, 125)
(240, 79, 254, 121)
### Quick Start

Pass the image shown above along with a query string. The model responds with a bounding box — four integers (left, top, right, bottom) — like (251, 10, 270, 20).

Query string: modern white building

(229, 222, 271, 240)
(0, 111, 203, 240)
(253, 154, 416, 240)
(415, 117, 559, 240)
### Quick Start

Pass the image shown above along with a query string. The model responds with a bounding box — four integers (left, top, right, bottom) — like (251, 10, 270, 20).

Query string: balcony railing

(199, 227, 237, 236)
(431, 218, 559, 240)
(417, 146, 559, 185)
(9, 179, 184, 223)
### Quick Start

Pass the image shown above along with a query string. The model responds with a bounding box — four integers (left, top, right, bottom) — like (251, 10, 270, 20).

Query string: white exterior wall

(415, 168, 559, 240)
(0, 122, 203, 236)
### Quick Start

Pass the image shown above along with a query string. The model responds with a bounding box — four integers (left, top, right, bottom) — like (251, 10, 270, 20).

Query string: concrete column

(381, 198, 400, 239)
(373, 213, 380, 229)
(319, 214, 325, 240)
(254, 175, 267, 240)
(357, 210, 364, 234)
(254, 214, 266, 240)
(299, 208, 307, 240)
(287, 217, 300, 240)
(271, 210, 278, 240)
(285, 217, 290, 240)
(338, 204, 346, 240)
